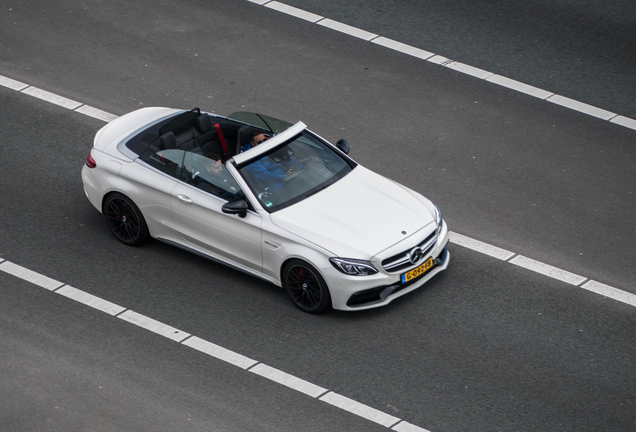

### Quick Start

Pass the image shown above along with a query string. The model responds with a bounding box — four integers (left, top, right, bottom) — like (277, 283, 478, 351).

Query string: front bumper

(324, 221, 451, 311)
(346, 246, 449, 308)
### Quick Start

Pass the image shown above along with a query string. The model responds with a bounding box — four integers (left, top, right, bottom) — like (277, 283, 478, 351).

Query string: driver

(242, 130, 297, 192)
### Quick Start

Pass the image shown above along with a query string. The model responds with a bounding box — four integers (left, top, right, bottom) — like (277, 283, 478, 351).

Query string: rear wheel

(103, 193, 149, 245)
(283, 260, 331, 314)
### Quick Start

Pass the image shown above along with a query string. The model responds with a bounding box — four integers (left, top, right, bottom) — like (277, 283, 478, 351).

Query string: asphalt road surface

(280, 0, 636, 119)
(1, 1, 635, 431)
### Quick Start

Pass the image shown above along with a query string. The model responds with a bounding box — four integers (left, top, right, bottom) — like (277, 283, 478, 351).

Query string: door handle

(177, 194, 192, 203)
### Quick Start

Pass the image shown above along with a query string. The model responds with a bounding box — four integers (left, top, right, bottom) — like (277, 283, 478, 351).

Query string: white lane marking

(581, 280, 636, 308)
(249, 363, 328, 397)
(182, 336, 258, 369)
(0, 75, 28, 91)
(509, 255, 587, 286)
(443, 61, 494, 80)
(264, 1, 323, 22)
(244, 2, 636, 131)
(21, 86, 83, 110)
(319, 391, 401, 428)
(449, 232, 516, 261)
(2, 255, 635, 432)
(75, 105, 119, 123)
(392, 421, 433, 432)
(56, 285, 127, 316)
(547, 95, 617, 121)
(426, 55, 452, 65)
(610, 115, 636, 130)
(118, 310, 191, 342)
(0, 261, 64, 291)
(485, 75, 554, 100)
(317, 18, 379, 41)
(372, 37, 434, 60)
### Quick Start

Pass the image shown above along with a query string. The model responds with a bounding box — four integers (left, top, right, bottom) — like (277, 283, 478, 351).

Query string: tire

(283, 259, 331, 314)
(103, 193, 149, 245)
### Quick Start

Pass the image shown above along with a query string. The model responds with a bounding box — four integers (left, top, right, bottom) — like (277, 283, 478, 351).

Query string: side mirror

(336, 139, 350, 155)
(222, 199, 248, 218)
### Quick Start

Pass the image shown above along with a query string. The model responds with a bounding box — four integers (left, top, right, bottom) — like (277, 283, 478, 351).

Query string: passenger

(194, 153, 239, 199)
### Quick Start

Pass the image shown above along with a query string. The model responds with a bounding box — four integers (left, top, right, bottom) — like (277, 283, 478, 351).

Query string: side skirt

(156, 237, 279, 286)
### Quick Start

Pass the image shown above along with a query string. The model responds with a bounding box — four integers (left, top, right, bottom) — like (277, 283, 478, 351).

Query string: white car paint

(82, 107, 450, 312)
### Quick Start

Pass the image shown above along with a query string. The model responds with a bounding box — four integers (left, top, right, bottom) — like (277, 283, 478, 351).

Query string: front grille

(347, 247, 448, 307)
(381, 231, 437, 273)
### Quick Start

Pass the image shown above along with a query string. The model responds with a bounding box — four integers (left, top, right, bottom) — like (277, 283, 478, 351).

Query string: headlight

(434, 205, 443, 234)
(330, 258, 378, 276)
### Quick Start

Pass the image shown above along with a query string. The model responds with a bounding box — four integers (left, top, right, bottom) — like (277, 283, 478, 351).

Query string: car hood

(270, 166, 435, 258)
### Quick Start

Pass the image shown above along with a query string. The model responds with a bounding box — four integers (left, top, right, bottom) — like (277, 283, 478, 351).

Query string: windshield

(227, 112, 293, 134)
(237, 131, 354, 212)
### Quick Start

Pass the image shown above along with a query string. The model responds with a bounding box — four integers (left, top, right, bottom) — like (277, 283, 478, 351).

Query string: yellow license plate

(401, 257, 434, 283)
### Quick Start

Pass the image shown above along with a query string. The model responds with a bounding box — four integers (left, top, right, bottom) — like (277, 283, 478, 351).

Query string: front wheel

(283, 260, 331, 314)
(103, 193, 149, 245)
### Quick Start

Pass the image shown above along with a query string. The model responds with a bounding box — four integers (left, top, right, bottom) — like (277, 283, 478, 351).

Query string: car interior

(126, 108, 268, 167)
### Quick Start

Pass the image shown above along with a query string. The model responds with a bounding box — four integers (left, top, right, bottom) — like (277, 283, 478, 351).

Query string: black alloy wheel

(104, 193, 149, 245)
(283, 260, 331, 313)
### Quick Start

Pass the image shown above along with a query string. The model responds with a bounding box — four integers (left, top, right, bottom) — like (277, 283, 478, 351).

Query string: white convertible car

(82, 107, 450, 313)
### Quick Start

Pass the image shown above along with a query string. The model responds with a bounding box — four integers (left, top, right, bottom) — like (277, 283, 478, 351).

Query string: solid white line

(371, 37, 435, 60)
(249, 363, 328, 397)
(265, 1, 323, 22)
(118, 310, 191, 342)
(248, 0, 270, 5)
(317, 19, 379, 41)
(0, 75, 28, 91)
(320, 391, 401, 428)
(21, 86, 83, 110)
(75, 105, 119, 123)
(509, 255, 587, 286)
(182, 336, 258, 369)
(547, 94, 617, 121)
(0, 261, 65, 291)
(392, 421, 433, 432)
(55, 285, 127, 316)
(486, 75, 554, 100)
(581, 280, 636, 308)
(449, 232, 516, 261)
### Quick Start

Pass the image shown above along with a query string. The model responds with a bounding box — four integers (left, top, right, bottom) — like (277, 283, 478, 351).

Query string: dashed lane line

(56, 285, 127, 316)
(0, 259, 430, 432)
(248, 0, 636, 131)
(0, 75, 119, 123)
(249, 363, 328, 398)
(183, 336, 259, 370)
(0, 260, 64, 291)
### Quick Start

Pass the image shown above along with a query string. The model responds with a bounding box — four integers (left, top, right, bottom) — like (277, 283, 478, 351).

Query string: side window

(182, 152, 244, 201)
(141, 149, 186, 180)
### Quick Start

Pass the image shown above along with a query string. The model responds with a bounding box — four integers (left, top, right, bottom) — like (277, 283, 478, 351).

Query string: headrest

(159, 131, 177, 150)
(195, 114, 213, 134)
